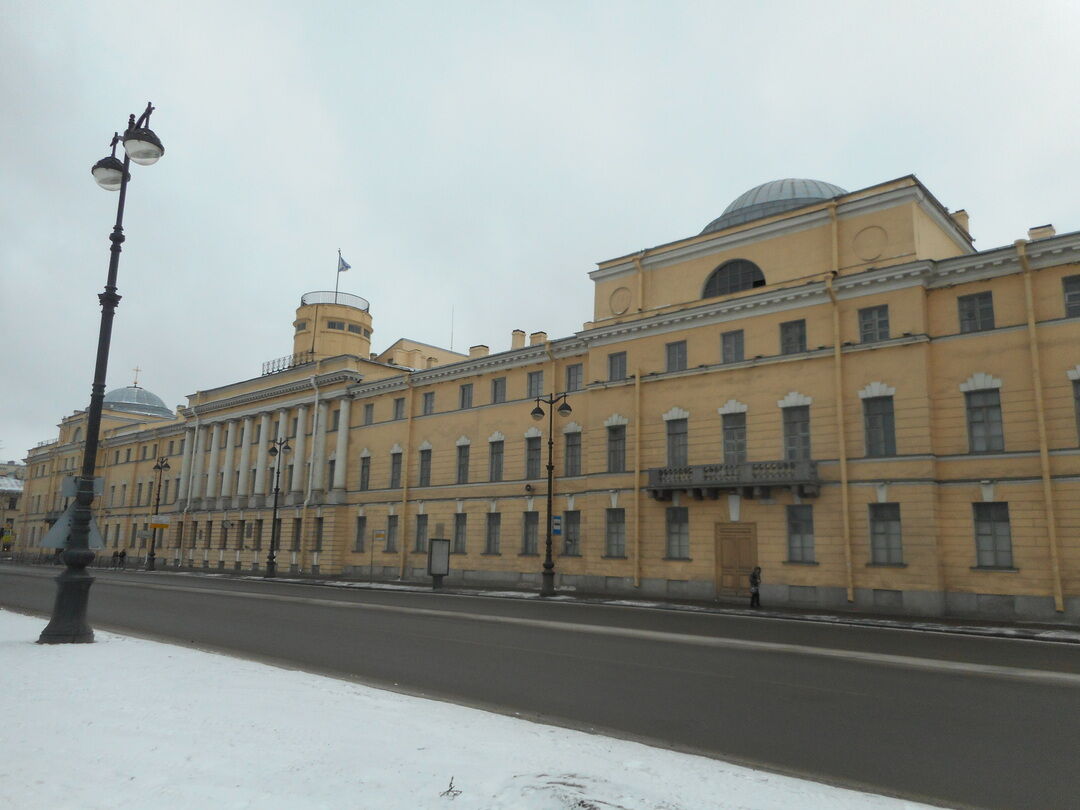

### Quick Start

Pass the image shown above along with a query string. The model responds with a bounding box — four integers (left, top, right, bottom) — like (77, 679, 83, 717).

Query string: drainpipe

(633, 366, 642, 587)
(1016, 240, 1065, 612)
(300, 372, 321, 572)
(398, 376, 415, 579)
(826, 203, 855, 603)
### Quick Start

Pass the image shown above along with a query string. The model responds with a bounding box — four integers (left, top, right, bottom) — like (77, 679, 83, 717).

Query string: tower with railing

(293, 291, 372, 360)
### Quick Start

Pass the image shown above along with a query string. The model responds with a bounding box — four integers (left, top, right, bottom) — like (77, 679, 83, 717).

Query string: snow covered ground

(2, 608, 931, 810)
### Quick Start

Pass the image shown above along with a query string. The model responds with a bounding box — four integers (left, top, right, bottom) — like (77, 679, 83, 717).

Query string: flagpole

(335, 249, 341, 304)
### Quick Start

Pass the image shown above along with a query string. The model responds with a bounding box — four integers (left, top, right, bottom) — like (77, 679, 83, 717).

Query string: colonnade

(177, 396, 352, 509)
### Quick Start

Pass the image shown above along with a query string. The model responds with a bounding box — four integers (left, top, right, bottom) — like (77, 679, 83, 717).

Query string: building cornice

(181, 370, 364, 419)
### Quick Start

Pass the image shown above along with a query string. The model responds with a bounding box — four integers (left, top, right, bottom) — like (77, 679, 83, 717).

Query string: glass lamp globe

(91, 156, 127, 191)
(123, 128, 165, 166)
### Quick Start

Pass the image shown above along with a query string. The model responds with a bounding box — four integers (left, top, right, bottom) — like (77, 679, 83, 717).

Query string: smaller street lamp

(265, 438, 291, 578)
(146, 456, 170, 571)
(530, 392, 573, 597)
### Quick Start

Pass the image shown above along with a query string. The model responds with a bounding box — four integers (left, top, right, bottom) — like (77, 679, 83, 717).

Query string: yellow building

(18, 176, 1080, 621)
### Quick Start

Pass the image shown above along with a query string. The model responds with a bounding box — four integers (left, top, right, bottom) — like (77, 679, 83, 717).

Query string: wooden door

(715, 523, 757, 595)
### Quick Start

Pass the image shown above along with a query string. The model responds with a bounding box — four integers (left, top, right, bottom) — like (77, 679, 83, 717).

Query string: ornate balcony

(646, 460, 820, 500)
(261, 350, 315, 376)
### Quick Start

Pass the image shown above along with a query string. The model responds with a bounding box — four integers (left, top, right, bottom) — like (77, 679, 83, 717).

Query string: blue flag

(338, 253, 351, 272)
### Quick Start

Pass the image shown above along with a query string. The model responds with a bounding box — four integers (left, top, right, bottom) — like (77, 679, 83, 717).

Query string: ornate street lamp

(40, 103, 165, 644)
(530, 392, 572, 597)
(146, 456, 170, 571)
(264, 438, 291, 578)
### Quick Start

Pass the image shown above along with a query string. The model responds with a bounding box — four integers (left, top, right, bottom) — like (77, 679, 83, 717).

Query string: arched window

(72, 427, 83, 442)
(703, 259, 765, 298)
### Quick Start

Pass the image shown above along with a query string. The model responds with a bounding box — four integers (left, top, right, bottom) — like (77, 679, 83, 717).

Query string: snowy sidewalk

(2, 609, 930, 810)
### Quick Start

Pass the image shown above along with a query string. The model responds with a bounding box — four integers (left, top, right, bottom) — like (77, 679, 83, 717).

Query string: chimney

(426, 356, 437, 369)
(1028, 224, 1056, 240)
(529, 331, 548, 346)
(950, 209, 970, 233)
(511, 329, 526, 350)
(469, 344, 489, 358)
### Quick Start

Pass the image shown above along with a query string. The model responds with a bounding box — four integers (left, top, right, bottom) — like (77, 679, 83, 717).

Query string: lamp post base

(540, 569, 556, 597)
(38, 549, 96, 644)
(265, 559, 277, 578)
(146, 552, 156, 571)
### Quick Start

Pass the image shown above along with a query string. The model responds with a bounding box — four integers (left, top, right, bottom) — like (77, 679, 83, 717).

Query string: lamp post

(264, 438, 291, 578)
(146, 456, 170, 571)
(39, 103, 164, 644)
(530, 392, 572, 597)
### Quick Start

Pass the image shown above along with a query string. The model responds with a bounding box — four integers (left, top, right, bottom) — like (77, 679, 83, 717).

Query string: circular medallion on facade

(853, 226, 888, 262)
(609, 287, 632, 315)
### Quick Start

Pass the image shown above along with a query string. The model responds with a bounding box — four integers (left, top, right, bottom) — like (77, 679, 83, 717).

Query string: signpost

(552, 514, 562, 536)
(427, 538, 450, 590)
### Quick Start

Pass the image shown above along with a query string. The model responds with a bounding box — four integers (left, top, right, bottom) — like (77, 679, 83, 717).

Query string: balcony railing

(646, 460, 820, 500)
(301, 291, 370, 311)
(261, 350, 316, 376)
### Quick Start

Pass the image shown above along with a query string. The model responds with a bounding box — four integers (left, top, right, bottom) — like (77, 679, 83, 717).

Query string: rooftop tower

(292, 291, 373, 361)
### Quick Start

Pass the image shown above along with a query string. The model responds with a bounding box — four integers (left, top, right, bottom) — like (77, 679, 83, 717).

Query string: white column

(253, 413, 271, 497)
(236, 417, 253, 497)
(221, 420, 237, 498)
(177, 427, 195, 502)
(190, 426, 206, 499)
(290, 404, 308, 495)
(205, 423, 222, 499)
(311, 401, 329, 492)
(332, 397, 350, 491)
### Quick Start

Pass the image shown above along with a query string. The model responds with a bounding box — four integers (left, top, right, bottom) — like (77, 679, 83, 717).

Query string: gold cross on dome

(132, 366, 142, 386)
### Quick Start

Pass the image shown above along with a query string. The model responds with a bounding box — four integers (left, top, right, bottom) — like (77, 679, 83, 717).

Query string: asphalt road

(3, 565, 1078, 810)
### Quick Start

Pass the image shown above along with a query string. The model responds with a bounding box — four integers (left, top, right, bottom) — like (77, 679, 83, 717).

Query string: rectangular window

(1074, 381, 1080, 444)
(347, 324, 362, 334)
(722, 412, 746, 464)
(125, 448, 132, 462)
(1064, 275, 1080, 317)
(958, 292, 995, 333)
(328, 409, 339, 432)
(780, 319, 807, 355)
(291, 519, 302, 551)
(359, 456, 370, 491)
(869, 503, 902, 565)
(162, 480, 170, 503)
(665, 340, 688, 372)
(168, 440, 174, 456)
(313, 517, 324, 552)
(288, 417, 297, 437)
(607, 425, 626, 473)
(418, 449, 432, 487)
(253, 519, 263, 550)
(608, 351, 627, 382)
(326, 460, 335, 487)
(363, 403, 374, 425)
(456, 444, 470, 484)
(721, 330, 744, 364)
(863, 396, 896, 457)
(966, 389, 1004, 453)
(386, 515, 398, 552)
(563, 510, 581, 555)
(393, 398, 405, 420)
(136, 483, 143, 506)
(783, 405, 811, 461)
(527, 370, 544, 398)
(453, 513, 467, 553)
(390, 452, 402, 488)
(787, 504, 815, 562)
(459, 384, 473, 410)
(491, 377, 506, 404)
(564, 432, 581, 476)
(489, 441, 504, 482)
(665, 507, 689, 559)
(358, 516, 371, 557)
(414, 514, 428, 553)
(666, 418, 689, 467)
(422, 392, 435, 416)
(327, 320, 345, 330)
(522, 511, 539, 554)
(973, 502, 1013, 568)
(605, 508, 626, 557)
(859, 305, 890, 343)
(565, 363, 583, 392)
(485, 513, 501, 554)
(525, 436, 542, 479)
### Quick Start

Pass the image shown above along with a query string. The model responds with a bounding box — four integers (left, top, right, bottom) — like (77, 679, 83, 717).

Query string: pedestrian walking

(749, 566, 761, 608)
(118, 549, 127, 570)
(111, 550, 119, 569)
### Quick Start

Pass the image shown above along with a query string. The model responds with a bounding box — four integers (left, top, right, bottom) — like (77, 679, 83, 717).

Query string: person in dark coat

(111, 550, 119, 569)
(749, 566, 762, 607)
(118, 549, 127, 569)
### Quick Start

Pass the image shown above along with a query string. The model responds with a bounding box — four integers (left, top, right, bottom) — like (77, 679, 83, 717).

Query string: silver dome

(701, 178, 848, 235)
(102, 385, 173, 418)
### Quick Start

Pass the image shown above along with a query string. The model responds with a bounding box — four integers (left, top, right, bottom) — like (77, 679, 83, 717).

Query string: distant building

(17, 176, 1080, 621)
(0, 460, 25, 479)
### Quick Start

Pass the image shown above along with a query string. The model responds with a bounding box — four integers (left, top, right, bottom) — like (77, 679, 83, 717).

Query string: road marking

(91, 577, 1080, 688)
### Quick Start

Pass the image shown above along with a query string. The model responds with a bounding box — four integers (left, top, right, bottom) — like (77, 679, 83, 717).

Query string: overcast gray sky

(2, 0, 1077, 461)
